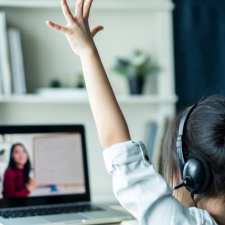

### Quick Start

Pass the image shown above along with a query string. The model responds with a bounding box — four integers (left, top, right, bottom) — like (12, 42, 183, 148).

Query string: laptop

(0, 125, 132, 225)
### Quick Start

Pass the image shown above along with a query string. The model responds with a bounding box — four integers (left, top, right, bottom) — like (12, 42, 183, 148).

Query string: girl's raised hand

(46, 0, 103, 56)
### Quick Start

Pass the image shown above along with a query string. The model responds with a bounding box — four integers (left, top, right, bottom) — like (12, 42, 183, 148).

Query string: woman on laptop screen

(2, 143, 37, 198)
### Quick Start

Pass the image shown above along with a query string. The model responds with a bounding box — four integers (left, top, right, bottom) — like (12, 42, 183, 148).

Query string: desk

(121, 220, 138, 225)
(110, 205, 138, 225)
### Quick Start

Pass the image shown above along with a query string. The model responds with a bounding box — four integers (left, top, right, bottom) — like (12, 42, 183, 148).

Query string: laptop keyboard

(0, 204, 104, 218)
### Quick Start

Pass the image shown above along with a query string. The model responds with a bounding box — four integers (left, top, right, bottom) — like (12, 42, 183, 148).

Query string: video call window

(0, 133, 85, 199)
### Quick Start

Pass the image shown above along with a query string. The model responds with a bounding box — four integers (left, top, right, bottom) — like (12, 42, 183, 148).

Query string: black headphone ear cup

(183, 157, 211, 194)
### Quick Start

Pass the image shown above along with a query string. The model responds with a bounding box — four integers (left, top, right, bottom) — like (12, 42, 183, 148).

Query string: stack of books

(145, 117, 172, 172)
(0, 11, 27, 95)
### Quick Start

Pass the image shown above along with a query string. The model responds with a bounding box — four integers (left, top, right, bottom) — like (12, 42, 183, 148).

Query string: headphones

(175, 104, 211, 195)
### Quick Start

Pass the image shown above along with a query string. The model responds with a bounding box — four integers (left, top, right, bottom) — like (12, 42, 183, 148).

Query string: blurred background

(0, 0, 222, 203)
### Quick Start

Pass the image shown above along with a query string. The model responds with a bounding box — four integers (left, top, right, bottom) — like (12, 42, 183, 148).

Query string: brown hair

(161, 95, 225, 201)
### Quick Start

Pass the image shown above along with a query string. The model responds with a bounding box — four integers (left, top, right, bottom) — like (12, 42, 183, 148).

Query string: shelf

(0, 94, 178, 105)
(0, 0, 174, 11)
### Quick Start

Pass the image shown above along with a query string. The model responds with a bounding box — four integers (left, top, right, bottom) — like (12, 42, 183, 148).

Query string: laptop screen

(0, 125, 90, 207)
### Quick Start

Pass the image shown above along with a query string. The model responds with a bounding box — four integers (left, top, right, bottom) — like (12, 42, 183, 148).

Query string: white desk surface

(109, 205, 138, 225)
(121, 220, 138, 225)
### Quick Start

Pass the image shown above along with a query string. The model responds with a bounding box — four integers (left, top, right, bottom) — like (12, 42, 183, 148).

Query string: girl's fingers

(83, 0, 93, 19)
(46, 20, 71, 34)
(75, 0, 84, 18)
(91, 25, 104, 37)
(61, 0, 74, 24)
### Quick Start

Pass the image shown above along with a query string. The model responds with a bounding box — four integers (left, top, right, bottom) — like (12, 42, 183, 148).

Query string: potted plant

(113, 50, 160, 95)
(75, 73, 85, 89)
(0, 148, 6, 162)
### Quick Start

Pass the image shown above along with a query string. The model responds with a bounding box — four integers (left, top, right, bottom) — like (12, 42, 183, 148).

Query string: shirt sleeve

(103, 141, 215, 225)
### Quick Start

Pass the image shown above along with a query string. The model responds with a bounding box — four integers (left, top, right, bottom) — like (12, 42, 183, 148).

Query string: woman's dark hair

(8, 143, 31, 184)
(162, 95, 225, 198)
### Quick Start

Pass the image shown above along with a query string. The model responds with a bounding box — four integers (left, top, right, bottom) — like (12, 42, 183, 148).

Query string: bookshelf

(0, 0, 175, 98)
(0, 94, 177, 104)
(0, 0, 176, 202)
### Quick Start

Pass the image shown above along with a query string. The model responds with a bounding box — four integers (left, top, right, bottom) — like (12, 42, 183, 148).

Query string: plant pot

(128, 76, 144, 95)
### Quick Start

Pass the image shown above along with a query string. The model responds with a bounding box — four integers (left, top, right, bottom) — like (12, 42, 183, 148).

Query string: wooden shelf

(0, 0, 174, 11)
(0, 94, 177, 105)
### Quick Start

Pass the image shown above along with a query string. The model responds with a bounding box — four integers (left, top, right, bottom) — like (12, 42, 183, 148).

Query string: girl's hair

(8, 143, 31, 184)
(162, 95, 225, 198)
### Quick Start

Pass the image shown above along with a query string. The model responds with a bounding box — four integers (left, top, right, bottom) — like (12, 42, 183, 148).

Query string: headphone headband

(176, 104, 197, 172)
(175, 102, 211, 195)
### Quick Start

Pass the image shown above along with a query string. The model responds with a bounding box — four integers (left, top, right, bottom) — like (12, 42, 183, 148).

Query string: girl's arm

(47, 0, 130, 148)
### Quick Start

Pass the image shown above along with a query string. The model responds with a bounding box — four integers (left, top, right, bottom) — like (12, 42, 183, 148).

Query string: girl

(47, 1, 225, 224)
(3, 143, 37, 198)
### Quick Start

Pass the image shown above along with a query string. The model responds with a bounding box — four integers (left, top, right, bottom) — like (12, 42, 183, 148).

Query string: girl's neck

(16, 164, 24, 170)
(174, 188, 225, 225)
(198, 197, 225, 225)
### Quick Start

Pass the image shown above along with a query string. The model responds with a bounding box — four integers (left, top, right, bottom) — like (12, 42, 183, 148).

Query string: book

(145, 117, 170, 171)
(0, 60, 2, 94)
(157, 118, 171, 174)
(145, 121, 158, 161)
(0, 11, 12, 95)
(8, 28, 27, 94)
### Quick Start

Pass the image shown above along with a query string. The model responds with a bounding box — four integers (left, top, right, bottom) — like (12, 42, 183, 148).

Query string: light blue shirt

(103, 141, 217, 225)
